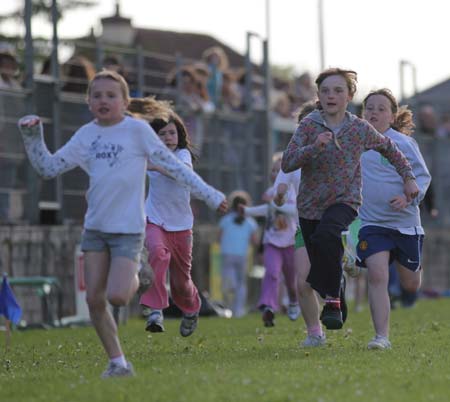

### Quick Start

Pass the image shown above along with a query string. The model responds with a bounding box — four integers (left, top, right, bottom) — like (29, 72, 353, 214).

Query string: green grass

(1, 299, 450, 402)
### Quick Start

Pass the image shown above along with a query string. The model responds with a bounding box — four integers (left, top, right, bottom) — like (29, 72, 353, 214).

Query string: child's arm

(281, 122, 329, 173)
(364, 125, 419, 202)
(18, 115, 78, 179)
(141, 124, 226, 212)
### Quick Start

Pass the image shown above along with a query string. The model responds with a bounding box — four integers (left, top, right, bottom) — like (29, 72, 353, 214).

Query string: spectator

(415, 104, 439, 218)
(61, 55, 96, 93)
(0, 43, 21, 89)
(202, 46, 229, 107)
(167, 65, 214, 113)
(291, 72, 316, 109)
(221, 69, 242, 112)
(436, 111, 450, 139)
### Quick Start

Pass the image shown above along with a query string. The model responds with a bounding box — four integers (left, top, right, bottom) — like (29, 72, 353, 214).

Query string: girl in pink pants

(129, 98, 227, 337)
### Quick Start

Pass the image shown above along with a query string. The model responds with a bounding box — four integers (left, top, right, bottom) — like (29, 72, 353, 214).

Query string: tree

(0, 0, 97, 23)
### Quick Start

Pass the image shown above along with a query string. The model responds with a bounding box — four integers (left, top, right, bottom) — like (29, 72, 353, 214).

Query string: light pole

(318, 0, 325, 70)
(399, 60, 417, 102)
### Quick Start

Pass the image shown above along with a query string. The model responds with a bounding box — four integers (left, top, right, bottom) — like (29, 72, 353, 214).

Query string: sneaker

(287, 303, 301, 321)
(145, 311, 165, 333)
(320, 303, 343, 330)
(340, 276, 348, 323)
(137, 248, 153, 295)
(180, 312, 199, 337)
(342, 242, 361, 277)
(367, 335, 391, 350)
(101, 361, 135, 379)
(262, 306, 275, 327)
(301, 334, 327, 348)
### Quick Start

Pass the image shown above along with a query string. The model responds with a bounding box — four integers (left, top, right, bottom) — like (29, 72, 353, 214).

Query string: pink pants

(257, 243, 298, 311)
(139, 223, 200, 314)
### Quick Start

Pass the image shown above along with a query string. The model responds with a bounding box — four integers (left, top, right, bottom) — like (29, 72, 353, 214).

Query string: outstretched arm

(18, 115, 77, 179)
(142, 127, 227, 212)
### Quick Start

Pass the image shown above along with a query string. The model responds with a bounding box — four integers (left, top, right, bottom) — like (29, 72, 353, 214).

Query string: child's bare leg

(296, 247, 321, 329)
(84, 251, 123, 359)
(366, 251, 390, 337)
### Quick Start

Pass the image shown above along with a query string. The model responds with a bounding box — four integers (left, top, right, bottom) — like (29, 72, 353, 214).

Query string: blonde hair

(362, 88, 415, 136)
(87, 69, 130, 102)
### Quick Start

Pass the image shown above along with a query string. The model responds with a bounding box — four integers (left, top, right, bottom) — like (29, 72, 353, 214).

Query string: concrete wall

(1, 223, 449, 325)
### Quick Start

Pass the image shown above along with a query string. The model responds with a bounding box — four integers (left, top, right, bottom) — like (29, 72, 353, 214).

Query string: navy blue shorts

(356, 225, 423, 272)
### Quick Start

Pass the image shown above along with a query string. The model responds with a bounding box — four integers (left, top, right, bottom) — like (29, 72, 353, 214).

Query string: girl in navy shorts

(358, 88, 431, 350)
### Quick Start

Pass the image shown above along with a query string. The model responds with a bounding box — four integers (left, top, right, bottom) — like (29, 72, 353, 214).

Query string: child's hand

(389, 195, 409, 211)
(217, 199, 228, 214)
(403, 179, 419, 202)
(273, 192, 286, 206)
(19, 115, 40, 128)
(274, 183, 288, 206)
(314, 131, 332, 149)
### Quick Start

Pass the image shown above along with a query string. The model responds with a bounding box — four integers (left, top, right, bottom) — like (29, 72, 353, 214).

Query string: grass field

(1, 298, 449, 402)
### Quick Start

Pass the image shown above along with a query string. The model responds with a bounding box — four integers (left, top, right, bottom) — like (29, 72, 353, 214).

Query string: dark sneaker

(101, 362, 135, 379)
(145, 311, 165, 333)
(180, 312, 199, 337)
(320, 303, 343, 330)
(340, 275, 348, 323)
(262, 307, 275, 327)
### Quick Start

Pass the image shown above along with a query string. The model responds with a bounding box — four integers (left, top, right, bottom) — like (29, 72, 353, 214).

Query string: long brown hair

(362, 88, 415, 136)
(128, 97, 197, 160)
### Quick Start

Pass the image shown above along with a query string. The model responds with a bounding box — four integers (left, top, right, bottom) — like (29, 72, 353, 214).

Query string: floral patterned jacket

(281, 110, 415, 220)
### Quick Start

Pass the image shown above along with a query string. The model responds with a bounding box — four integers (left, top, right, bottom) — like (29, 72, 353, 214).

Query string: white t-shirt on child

(146, 148, 194, 231)
(55, 116, 223, 233)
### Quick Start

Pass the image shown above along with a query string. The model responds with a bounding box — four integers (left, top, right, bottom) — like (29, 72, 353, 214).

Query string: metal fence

(0, 83, 270, 225)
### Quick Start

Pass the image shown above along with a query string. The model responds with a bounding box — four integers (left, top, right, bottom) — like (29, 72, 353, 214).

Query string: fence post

(23, 0, 39, 224)
(51, 0, 63, 223)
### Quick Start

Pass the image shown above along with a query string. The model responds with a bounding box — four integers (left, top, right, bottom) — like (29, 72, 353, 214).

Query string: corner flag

(0, 274, 22, 325)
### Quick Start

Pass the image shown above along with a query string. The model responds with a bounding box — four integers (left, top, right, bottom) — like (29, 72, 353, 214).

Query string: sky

(2, 0, 449, 101)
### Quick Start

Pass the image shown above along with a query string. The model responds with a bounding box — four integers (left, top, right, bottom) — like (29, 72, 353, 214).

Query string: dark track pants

(299, 203, 357, 299)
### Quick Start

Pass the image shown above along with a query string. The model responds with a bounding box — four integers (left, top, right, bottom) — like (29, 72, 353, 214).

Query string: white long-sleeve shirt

(19, 116, 225, 233)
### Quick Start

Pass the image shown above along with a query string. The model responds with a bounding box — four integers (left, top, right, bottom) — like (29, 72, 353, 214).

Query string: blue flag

(0, 275, 22, 325)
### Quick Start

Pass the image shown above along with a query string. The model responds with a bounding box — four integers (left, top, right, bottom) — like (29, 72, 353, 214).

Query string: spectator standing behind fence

(218, 191, 259, 317)
(0, 43, 21, 89)
(202, 46, 229, 108)
(416, 104, 439, 218)
(281, 67, 419, 332)
(127, 97, 224, 337)
(358, 89, 431, 349)
(167, 65, 214, 113)
(18, 70, 227, 378)
(61, 55, 96, 93)
(242, 152, 300, 327)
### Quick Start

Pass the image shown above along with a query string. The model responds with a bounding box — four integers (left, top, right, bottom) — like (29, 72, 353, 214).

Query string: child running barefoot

(128, 97, 214, 337)
(359, 89, 431, 349)
(243, 152, 299, 327)
(281, 68, 420, 332)
(18, 70, 227, 378)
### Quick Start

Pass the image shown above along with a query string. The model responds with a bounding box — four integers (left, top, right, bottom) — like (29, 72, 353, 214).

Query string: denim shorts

(81, 229, 144, 262)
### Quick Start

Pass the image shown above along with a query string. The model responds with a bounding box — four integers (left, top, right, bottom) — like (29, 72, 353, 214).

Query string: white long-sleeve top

(244, 179, 298, 248)
(19, 116, 225, 233)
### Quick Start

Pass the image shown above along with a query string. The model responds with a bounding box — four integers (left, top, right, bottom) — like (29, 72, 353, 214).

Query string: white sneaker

(367, 335, 391, 350)
(287, 303, 301, 321)
(301, 334, 326, 348)
(101, 362, 135, 379)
